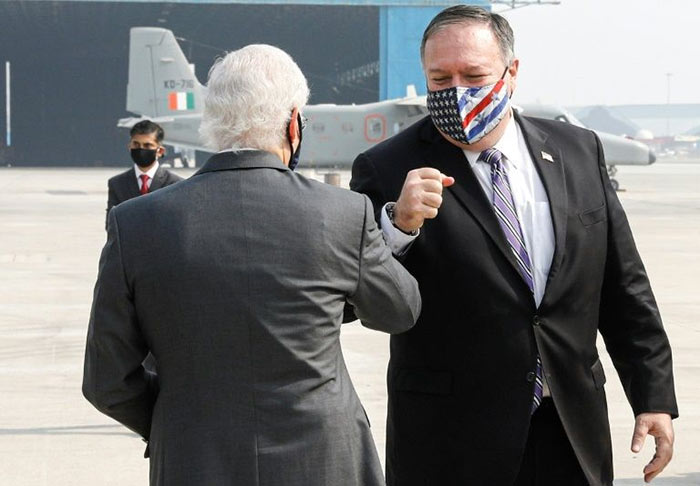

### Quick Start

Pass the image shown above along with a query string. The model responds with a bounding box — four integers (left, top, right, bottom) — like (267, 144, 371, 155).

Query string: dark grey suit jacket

(83, 150, 421, 486)
(106, 165, 183, 228)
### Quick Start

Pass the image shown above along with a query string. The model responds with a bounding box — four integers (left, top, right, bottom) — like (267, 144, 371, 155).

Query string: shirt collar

(134, 160, 159, 179)
(217, 147, 258, 154)
(463, 113, 523, 170)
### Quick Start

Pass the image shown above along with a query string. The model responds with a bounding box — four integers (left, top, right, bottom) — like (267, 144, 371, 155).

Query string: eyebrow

(427, 70, 490, 78)
(427, 65, 490, 74)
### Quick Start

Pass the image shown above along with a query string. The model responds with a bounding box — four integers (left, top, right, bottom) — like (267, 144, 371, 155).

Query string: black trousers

(514, 398, 589, 486)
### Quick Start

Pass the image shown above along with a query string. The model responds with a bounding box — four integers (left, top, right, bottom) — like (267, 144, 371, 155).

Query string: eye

(465, 74, 487, 82)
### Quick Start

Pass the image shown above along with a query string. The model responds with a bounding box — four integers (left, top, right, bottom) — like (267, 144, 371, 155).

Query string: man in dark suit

(83, 44, 421, 486)
(106, 120, 182, 229)
(350, 6, 677, 486)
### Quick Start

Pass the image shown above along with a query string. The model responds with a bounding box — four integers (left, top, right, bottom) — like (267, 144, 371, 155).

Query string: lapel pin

(541, 151, 554, 163)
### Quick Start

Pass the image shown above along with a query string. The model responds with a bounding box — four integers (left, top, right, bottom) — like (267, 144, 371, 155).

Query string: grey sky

(502, 0, 699, 107)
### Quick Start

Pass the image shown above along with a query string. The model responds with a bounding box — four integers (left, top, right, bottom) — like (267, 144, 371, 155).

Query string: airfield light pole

(5, 61, 9, 147)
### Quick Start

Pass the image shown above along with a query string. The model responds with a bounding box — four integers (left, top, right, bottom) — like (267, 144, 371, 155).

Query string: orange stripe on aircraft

(168, 92, 178, 111)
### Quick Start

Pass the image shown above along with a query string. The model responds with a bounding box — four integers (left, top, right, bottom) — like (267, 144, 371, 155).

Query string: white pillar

(5, 61, 10, 147)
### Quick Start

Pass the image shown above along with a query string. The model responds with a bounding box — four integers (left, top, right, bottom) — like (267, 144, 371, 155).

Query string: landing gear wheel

(606, 165, 621, 191)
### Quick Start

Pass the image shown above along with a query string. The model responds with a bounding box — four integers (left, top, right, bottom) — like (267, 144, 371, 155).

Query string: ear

(507, 59, 519, 95)
(288, 107, 301, 145)
(156, 145, 166, 159)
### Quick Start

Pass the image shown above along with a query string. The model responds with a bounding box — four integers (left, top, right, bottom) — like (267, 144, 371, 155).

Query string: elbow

(387, 321, 415, 335)
(386, 279, 422, 334)
(82, 380, 114, 415)
(388, 297, 422, 335)
(82, 380, 104, 411)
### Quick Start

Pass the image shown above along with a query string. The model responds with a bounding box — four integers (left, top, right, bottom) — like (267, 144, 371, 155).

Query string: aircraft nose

(649, 150, 657, 165)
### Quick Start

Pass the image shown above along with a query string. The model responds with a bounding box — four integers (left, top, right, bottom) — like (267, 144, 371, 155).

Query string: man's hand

(630, 412, 674, 483)
(393, 168, 455, 233)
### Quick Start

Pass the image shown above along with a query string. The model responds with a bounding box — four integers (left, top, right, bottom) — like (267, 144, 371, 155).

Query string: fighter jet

(119, 27, 653, 190)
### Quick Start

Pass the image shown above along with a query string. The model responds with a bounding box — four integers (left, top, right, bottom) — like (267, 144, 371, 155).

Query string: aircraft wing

(118, 116, 176, 128)
(396, 95, 427, 107)
(519, 103, 655, 166)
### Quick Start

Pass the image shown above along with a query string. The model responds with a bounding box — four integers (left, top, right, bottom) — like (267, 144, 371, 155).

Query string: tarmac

(0, 161, 698, 485)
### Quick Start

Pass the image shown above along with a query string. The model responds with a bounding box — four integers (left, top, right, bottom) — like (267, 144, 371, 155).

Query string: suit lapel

(420, 122, 525, 282)
(515, 113, 568, 294)
(126, 170, 141, 199)
(149, 167, 166, 192)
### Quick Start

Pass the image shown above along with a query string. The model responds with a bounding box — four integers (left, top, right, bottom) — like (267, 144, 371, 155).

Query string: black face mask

(130, 148, 158, 168)
(286, 113, 304, 171)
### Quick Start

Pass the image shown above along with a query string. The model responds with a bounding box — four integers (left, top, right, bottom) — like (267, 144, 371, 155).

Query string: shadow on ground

(616, 472, 700, 485)
(0, 424, 135, 437)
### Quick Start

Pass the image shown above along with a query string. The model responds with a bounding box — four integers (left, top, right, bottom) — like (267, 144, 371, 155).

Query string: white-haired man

(83, 44, 421, 486)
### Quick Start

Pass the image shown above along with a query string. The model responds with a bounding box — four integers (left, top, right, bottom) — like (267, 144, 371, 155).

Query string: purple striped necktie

(478, 147, 544, 414)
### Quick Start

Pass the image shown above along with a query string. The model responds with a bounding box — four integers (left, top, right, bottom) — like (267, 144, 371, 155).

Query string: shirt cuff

(380, 202, 419, 256)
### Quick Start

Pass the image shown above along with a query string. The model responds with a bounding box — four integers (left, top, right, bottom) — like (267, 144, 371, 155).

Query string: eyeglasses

(300, 115, 308, 131)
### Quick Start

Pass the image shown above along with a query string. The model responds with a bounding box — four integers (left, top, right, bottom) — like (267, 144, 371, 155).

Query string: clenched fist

(393, 168, 455, 233)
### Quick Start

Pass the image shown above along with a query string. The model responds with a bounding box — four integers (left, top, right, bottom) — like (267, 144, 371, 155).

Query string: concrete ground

(0, 161, 697, 485)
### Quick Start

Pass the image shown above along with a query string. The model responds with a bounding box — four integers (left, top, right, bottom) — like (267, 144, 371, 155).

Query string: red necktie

(139, 174, 150, 195)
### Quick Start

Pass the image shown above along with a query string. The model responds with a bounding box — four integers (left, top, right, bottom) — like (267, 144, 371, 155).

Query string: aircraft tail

(126, 27, 205, 118)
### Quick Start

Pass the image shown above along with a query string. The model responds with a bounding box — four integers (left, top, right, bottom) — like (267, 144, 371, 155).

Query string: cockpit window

(367, 119, 383, 138)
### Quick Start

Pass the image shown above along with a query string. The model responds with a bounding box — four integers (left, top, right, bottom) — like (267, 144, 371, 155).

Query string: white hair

(199, 44, 310, 152)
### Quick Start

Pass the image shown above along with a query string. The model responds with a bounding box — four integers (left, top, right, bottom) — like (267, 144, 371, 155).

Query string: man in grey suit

(83, 44, 421, 486)
(106, 120, 182, 229)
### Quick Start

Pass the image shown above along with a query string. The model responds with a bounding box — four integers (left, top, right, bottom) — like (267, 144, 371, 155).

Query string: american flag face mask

(427, 66, 510, 145)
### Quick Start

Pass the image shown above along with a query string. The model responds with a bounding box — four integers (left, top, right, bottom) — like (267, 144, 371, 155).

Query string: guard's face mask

(287, 113, 305, 171)
(130, 148, 158, 168)
(426, 66, 510, 145)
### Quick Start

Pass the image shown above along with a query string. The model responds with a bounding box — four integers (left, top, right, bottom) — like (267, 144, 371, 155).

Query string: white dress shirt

(217, 148, 258, 154)
(462, 117, 555, 307)
(134, 161, 160, 191)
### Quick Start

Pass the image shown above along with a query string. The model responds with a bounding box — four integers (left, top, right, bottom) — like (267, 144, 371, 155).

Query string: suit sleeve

(351, 152, 418, 260)
(106, 179, 118, 231)
(595, 133, 678, 418)
(350, 153, 388, 225)
(346, 195, 421, 334)
(83, 209, 158, 438)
